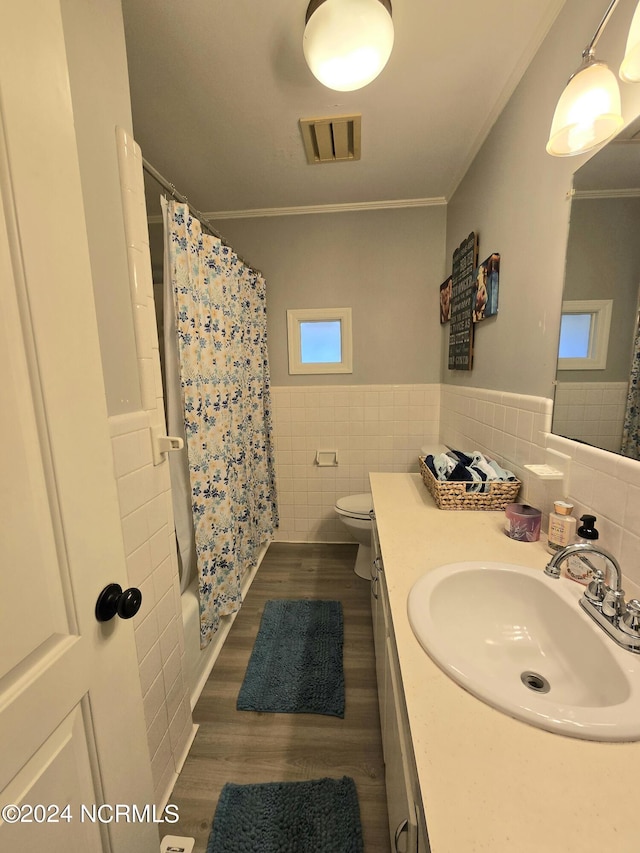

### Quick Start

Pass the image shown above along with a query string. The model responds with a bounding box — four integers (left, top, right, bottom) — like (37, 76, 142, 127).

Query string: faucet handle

(584, 569, 606, 604)
(620, 599, 640, 637)
(602, 587, 626, 619)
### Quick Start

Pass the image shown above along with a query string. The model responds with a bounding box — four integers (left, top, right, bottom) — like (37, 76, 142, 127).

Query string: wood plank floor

(163, 542, 390, 852)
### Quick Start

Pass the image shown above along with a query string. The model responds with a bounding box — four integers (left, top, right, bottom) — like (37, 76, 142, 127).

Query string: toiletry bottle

(546, 500, 576, 555)
(566, 515, 599, 585)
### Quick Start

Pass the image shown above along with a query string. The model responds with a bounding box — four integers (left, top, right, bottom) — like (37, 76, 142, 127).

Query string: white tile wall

(546, 433, 640, 592)
(440, 385, 640, 592)
(114, 127, 193, 807)
(553, 381, 627, 453)
(271, 383, 441, 542)
(440, 386, 551, 509)
(109, 412, 192, 806)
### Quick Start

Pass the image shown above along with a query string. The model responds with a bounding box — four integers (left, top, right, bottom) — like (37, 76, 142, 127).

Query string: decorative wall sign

(439, 276, 452, 324)
(473, 253, 500, 322)
(448, 232, 478, 371)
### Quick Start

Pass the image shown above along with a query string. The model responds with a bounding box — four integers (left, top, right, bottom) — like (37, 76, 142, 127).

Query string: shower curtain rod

(142, 157, 261, 274)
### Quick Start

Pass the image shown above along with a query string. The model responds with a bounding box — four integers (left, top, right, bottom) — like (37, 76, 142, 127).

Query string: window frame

(286, 307, 353, 375)
(557, 299, 612, 371)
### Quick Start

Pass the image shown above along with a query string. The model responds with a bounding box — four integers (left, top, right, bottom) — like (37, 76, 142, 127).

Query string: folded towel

(424, 454, 437, 478)
(450, 461, 484, 492)
(487, 459, 517, 481)
(425, 454, 461, 481)
(447, 449, 474, 467)
(469, 452, 496, 480)
(426, 452, 483, 492)
(433, 453, 457, 480)
(425, 450, 516, 493)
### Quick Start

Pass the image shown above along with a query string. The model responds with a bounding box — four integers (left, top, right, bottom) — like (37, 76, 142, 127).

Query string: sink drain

(520, 671, 550, 693)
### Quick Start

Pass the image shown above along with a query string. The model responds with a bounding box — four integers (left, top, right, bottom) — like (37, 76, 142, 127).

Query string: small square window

(559, 313, 592, 359)
(300, 320, 342, 363)
(287, 308, 352, 374)
(557, 299, 612, 370)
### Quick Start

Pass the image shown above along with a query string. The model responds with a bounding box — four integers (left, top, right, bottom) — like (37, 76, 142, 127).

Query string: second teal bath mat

(206, 776, 363, 853)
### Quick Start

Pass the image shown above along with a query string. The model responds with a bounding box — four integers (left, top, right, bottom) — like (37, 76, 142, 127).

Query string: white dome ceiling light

(303, 0, 394, 92)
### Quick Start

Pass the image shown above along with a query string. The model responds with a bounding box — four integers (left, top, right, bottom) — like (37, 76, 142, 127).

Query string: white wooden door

(0, 3, 157, 851)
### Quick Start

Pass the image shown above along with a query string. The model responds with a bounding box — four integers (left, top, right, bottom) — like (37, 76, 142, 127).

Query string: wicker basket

(418, 456, 521, 511)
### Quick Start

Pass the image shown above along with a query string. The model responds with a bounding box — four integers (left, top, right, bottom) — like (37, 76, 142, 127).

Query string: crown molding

(572, 188, 640, 200)
(146, 195, 446, 225)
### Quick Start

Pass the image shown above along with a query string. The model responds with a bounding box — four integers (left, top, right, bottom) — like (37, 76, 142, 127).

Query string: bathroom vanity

(370, 472, 640, 853)
(371, 515, 428, 853)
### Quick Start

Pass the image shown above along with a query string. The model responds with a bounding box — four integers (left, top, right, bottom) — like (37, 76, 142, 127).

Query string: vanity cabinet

(371, 517, 429, 853)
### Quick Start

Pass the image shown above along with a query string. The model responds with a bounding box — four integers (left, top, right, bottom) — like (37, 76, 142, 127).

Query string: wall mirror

(551, 114, 640, 460)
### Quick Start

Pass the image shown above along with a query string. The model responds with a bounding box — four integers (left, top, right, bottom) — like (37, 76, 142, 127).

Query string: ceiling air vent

(299, 114, 361, 165)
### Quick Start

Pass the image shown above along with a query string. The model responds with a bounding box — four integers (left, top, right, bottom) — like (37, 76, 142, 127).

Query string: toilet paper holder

(315, 449, 338, 467)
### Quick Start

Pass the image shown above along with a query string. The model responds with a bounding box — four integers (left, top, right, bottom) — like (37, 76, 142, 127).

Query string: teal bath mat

(206, 776, 363, 853)
(236, 599, 344, 717)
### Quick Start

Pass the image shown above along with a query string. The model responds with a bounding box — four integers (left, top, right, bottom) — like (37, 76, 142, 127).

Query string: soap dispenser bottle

(546, 500, 576, 555)
(565, 514, 599, 584)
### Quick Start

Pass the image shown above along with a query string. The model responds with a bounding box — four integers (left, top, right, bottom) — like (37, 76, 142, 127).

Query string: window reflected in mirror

(557, 299, 612, 370)
(559, 313, 592, 359)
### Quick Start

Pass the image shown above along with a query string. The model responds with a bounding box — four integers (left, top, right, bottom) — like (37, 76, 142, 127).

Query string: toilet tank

(420, 444, 449, 457)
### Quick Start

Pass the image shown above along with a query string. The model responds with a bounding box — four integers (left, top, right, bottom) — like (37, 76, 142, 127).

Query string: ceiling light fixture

(303, 0, 394, 92)
(546, 0, 624, 157)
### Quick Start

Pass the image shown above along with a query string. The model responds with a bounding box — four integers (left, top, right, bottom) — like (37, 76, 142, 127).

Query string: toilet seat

(335, 492, 373, 520)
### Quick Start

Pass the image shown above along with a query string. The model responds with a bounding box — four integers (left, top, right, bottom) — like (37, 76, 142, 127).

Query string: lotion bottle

(566, 514, 600, 584)
(546, 500, 576, 555)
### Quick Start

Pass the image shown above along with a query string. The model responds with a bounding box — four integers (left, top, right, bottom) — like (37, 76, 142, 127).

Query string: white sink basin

(407, 561, 640, 741)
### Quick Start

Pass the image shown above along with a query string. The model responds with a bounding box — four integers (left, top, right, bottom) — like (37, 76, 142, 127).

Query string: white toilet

(335, 444, 449, 579)
(334, 492, 375, 579)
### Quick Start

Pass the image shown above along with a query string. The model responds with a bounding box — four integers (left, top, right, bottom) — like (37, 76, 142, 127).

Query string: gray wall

(561, 196, 640, 383)
(210, 206, 447, 386)
(128, 0, 640, 405)
(442, 0, 640, 399)
(61, 0, 140, 415)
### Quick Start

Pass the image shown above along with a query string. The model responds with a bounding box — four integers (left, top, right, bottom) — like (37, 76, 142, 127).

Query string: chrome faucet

(545, 541, 622, 587)
(545, 542, 640, 653)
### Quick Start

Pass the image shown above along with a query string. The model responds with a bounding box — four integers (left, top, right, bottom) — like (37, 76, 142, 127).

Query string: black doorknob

(95, 583, 142, 622)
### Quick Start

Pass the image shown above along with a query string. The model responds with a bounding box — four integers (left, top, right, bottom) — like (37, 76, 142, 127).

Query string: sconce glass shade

(303, 0, 394, 92)
(546, 60, 623, 156)
(620, 1, 640, 82)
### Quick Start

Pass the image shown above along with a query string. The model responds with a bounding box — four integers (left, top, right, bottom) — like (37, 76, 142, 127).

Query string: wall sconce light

(303, 0, 394, 92)
(547, 0, 640, 156)
(620, 1, 640, 81)
(546, 0, 624, 157)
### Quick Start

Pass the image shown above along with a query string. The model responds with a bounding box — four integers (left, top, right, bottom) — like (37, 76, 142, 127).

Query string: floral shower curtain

(164, 200, 278, 648)
(621, 310, 640, 461)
